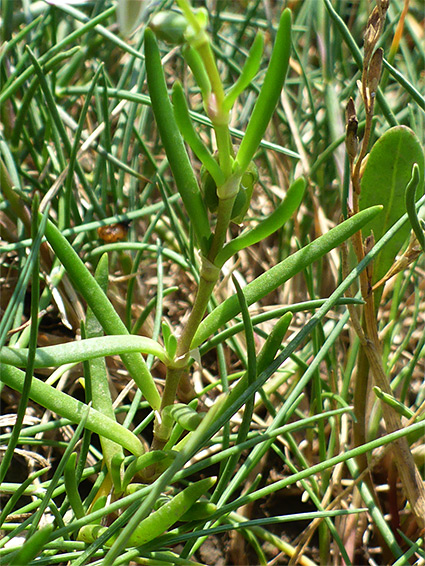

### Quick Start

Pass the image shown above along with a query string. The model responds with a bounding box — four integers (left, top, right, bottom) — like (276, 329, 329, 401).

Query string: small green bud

(201, 160, 258, 223)
(201, 164, 219, 213)
(150, 11, 188, 45)
(231, 189, 248, 221)
(231, 161, 258, 224)
(124, 483, 147, 495)
(184, 8, 209, 46)
(153, 494, 172, 510)
(180, 501, 217, 521)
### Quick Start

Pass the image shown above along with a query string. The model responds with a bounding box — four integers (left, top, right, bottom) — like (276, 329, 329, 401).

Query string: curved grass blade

(405, 163, 425, 253)
(323, 0, 397, 127)
(0, 195, 42, 484)
(0, 6, 116, 105)
(212, 276, 257, 501)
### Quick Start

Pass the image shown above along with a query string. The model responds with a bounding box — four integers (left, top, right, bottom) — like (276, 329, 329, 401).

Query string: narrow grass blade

(405, 163, 425, 253)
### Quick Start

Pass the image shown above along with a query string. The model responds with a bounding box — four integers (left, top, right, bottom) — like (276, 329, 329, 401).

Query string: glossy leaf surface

(359, 126, 424, 285)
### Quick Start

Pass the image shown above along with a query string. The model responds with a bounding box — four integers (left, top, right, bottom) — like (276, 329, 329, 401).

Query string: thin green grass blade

(405, 163, 425, 253)
(0, 7, 116, 105)
(323, 0, 397, 127)
(0, 196, 42, 484)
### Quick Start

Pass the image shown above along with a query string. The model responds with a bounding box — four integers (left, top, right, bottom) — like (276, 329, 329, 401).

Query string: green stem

(177, 0, 230, 175)
(152, 367, 186, 450)
(207, 193, 238, 261)
(152, 262, 219, 448)
(176, 0, 201, 33)
(152, 277, 216, 447)
(214, 122, 233, 178)
(193, 205, 383, 348)
(198, 41, 225, 108)
(353, 343, 370, 472)
(177, 278, 218, 359)
(0, 157, 31, 233)
(176, 0, 224, 105)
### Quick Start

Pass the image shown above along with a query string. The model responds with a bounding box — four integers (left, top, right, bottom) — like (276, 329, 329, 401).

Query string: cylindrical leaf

(216, 176, 305, 266)
(235, 9, 291, 174)
(192, 206, 382, 347)
(172, 81, 225, 186)
(144, 28, 211, 254)
(0, 363, 144, 456)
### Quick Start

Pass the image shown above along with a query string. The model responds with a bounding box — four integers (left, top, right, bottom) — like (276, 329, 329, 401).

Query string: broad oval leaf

(359, 126, 425, 285)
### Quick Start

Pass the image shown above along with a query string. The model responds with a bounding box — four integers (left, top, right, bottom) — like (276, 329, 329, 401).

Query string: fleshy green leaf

(216, 176, 306, 266)
(182, 43, 212, 100)
(41, 217, 161, 411)
(235, 9, 291, 174)
(144, 27, 211, 254)
(168, 403, 203, 431)
(0, 364, 144, 456)
(64, 453, 85, 519)
(162, 321, 178, 359)
(172, 81, 225, 186)
(223, 32, 264, 112)
(8, 525, 54, 566)
(192, 206, 382, 348)
(122, 451, 173, 491)
(79, 477, 216, 547)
